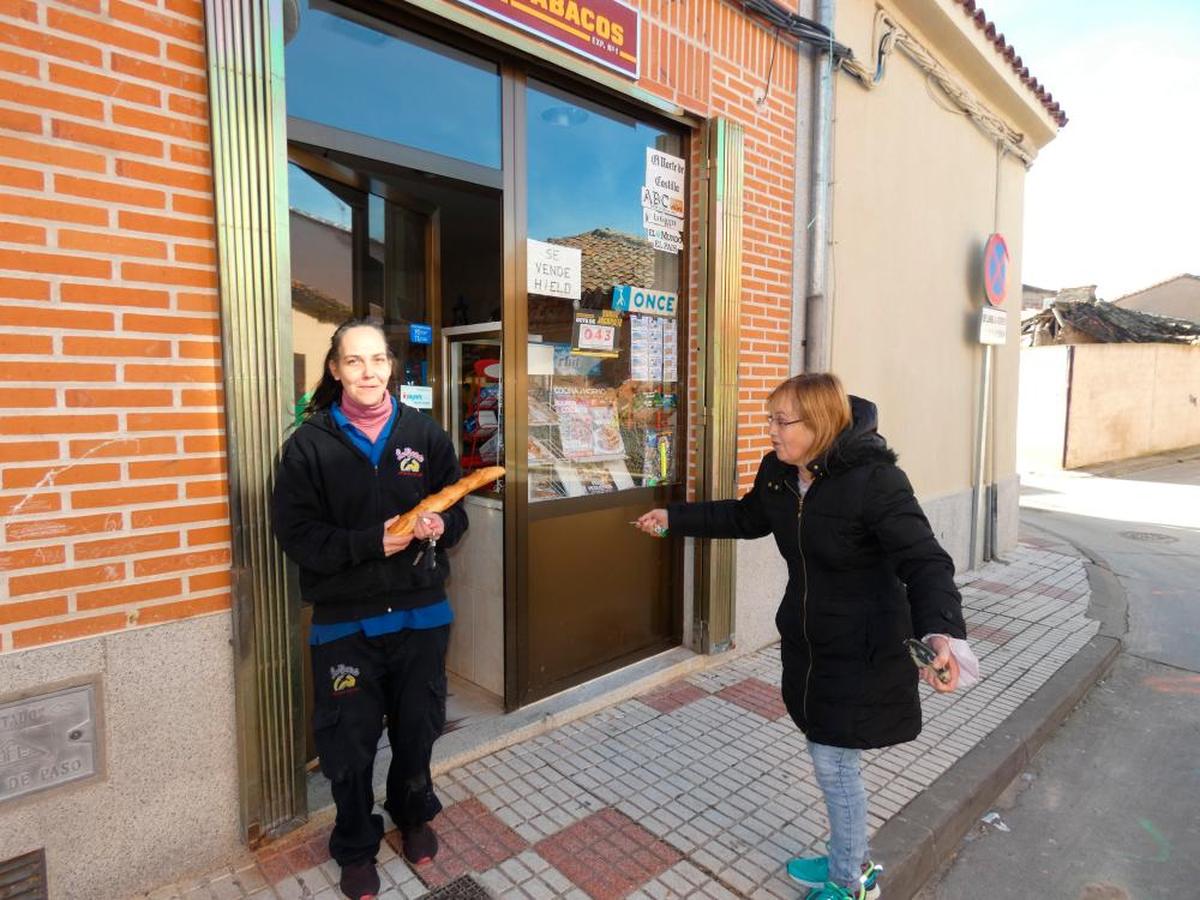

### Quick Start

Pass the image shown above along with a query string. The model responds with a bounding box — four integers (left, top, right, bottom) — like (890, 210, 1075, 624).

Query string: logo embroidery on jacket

(330, 664, 360, 694)
(396, 447, 425, 475)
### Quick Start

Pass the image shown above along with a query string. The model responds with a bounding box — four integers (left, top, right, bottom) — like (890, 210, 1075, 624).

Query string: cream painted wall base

(922, 487, 974, 572)
(0, 614, 241, 900)
(733, 535, 787, 654)
(922, 477, 1020, 572)
(995, 474, 1020, 557)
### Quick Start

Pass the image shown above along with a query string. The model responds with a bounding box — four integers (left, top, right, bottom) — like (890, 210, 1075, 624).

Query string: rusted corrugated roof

(951, 0, 1068, 127)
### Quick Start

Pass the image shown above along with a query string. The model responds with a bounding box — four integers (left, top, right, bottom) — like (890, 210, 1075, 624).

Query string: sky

(980, 0, 1200, 300)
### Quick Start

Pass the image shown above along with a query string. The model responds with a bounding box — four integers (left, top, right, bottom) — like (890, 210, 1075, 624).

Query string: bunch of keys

(629, 520, 668, 538)
(904, 638, 952, 685)
(412, 538, 437, 570)
(411, 517, 438, 571)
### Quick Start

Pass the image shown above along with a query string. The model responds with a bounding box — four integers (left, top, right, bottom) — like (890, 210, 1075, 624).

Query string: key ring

(904, 638, 951, 685)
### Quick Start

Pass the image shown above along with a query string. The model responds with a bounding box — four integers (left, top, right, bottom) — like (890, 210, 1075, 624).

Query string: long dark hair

(302, 317, 396, 418)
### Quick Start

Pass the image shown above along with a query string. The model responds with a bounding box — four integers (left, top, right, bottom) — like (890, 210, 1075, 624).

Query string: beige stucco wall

(1065, 344, 1200, 468)
(829, 0, 1042, 518)
(1016, 346, 1071, 471)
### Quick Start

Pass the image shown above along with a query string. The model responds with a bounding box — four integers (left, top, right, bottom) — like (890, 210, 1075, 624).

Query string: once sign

(0, 683, 99, 805)
(612, 284, 677, 317)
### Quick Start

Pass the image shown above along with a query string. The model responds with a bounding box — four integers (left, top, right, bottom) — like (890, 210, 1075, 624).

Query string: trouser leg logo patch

(330, 664, 361, 694)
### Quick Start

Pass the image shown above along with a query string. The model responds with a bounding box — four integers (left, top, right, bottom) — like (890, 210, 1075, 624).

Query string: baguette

(385, 466, 505, 536)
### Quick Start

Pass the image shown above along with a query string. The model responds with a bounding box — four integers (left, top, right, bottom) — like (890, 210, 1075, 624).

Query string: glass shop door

(515, 80, 687, 704)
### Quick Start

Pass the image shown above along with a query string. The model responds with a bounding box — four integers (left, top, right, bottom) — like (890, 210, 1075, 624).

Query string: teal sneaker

(787, 857, 882, 899)
(803, 881, 872, 900)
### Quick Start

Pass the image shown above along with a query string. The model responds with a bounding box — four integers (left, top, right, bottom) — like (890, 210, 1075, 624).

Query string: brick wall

(639, 0, 801, 491)
(0, 0, 800, 651)
(0, 0, 230, 652)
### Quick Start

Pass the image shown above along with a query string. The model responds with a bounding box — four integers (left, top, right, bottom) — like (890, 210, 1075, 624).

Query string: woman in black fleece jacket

(272, 319, 467, 900)
(637, 373, 971, 900)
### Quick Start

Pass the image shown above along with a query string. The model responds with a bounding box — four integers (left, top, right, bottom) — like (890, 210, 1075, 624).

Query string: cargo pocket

(428, 672, 448, 742)
(312, 705, 345, 782)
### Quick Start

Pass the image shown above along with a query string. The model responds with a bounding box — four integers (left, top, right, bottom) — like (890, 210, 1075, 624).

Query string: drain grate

(0, 849, 47, 900)
(1119, 530, 1178, 544)
(421, 874, 493, 900)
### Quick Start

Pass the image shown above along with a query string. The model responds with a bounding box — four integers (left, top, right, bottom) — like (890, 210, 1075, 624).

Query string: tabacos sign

(456, 0, 640, 78)
(612, 284, 677, 317)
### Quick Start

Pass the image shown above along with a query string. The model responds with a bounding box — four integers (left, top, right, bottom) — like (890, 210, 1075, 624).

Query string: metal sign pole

(970, 342, 993, 568)
(972, 233, 1009, 568)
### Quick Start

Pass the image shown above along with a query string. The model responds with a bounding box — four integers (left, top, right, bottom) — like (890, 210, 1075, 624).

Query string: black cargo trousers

(310, 624, 449, 866)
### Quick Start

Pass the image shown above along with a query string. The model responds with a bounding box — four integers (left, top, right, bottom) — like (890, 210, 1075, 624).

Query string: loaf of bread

(385, 466, 505, 536)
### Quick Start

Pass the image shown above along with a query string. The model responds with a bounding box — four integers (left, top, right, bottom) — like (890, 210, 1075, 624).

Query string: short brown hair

(768, 373, 852, 463)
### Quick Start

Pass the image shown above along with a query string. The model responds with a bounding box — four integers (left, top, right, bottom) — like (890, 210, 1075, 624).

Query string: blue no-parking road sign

(983, 233, 1009, 307)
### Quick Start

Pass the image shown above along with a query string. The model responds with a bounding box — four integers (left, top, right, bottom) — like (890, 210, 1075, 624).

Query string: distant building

(1022, 284, 1057, 311)
(1112, 274, 1200, 322)
(1022, 284, 1098, 314)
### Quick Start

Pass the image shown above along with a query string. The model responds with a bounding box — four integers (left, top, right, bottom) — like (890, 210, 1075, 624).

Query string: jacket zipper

(785, 477, 813, 725)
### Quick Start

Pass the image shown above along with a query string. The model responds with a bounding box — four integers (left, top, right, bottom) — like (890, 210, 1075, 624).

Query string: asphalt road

(914, 451, 1200, 900)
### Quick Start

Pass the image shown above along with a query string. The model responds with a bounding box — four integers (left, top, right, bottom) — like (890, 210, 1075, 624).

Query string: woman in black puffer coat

(636, 373, 970, 900)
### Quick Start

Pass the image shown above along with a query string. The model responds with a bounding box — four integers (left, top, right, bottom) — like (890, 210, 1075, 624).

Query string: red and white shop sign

(455, 0, 640, 78)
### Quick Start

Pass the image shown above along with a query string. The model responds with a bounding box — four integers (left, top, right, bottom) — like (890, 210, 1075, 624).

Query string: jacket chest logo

(396, 446, 425, 476)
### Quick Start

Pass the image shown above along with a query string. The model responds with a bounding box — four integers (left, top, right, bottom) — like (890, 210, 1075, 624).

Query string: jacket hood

(808, 394, 897, 477)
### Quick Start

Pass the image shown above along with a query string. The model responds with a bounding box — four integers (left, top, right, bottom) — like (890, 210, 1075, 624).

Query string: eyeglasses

(765, 415, 805, 429)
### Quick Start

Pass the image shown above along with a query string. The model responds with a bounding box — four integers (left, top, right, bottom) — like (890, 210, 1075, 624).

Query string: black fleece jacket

(271, 400, 468, 624)
(669, 396, 966, 749)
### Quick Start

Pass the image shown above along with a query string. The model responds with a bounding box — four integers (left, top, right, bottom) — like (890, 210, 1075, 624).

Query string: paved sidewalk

(138, 538, 1098, 900)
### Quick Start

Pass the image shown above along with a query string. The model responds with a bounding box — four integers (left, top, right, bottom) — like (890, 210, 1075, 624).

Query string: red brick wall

(0, 0, 230, 652)
(639, 0, 800, 491)
(0, 0, 800, 651)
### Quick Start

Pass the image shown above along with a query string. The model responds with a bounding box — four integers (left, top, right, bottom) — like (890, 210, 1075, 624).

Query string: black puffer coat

(669, 397, 966, 749)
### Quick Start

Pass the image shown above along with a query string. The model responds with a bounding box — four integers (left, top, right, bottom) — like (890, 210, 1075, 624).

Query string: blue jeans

(808, 740, 869, 890)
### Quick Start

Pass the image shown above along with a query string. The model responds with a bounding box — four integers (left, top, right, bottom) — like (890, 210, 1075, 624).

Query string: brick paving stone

(638, 680, 711, 714)
(384, 798, 529, 889)
(534, 807, 683, 899)
(255, 853, 292, 888)
(967, 623, 1019, 645)
(715, 678, 789, 722)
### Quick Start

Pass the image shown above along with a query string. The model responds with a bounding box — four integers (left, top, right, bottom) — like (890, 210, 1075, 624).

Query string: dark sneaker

(401, 822, 439, 865)
(339, 858, 380, 900)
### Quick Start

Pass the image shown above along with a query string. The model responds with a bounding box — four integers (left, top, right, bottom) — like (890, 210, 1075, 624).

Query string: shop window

(524, 82, 684, 502)
(284, 0, 502, 169)
(287, 163, 357, 418)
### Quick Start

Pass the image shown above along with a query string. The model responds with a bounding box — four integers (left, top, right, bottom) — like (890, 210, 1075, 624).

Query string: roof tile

(951, 0, 1068, 126)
